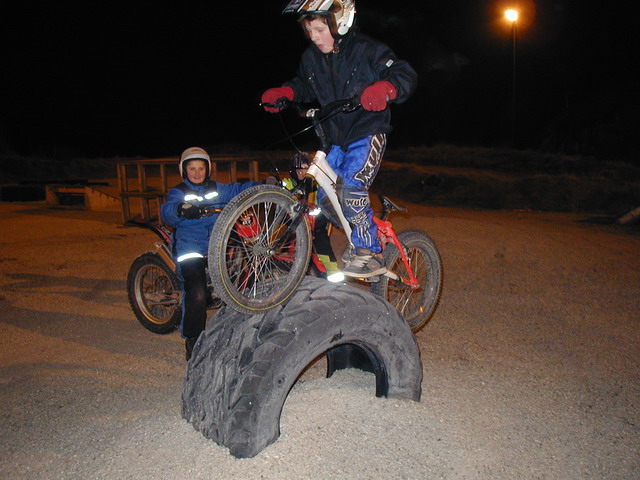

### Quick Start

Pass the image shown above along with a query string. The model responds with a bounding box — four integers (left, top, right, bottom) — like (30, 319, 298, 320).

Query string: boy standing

(261, 0, 417, 278)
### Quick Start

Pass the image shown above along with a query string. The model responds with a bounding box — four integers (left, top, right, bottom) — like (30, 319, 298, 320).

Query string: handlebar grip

(260, 98, 291, 110)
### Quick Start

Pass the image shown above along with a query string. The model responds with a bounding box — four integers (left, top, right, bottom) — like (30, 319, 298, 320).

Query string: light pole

(505, 8, 518, 143)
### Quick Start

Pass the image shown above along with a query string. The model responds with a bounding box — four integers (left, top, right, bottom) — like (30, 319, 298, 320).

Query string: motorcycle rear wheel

(127, 252, 182, 334)
(371, 230, 442, 333)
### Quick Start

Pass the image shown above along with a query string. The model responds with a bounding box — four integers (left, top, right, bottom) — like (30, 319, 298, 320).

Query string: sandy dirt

(0, 201, 638, 479)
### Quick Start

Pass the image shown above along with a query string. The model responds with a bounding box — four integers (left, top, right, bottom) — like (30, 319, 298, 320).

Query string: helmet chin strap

(332, 37, 343, 53)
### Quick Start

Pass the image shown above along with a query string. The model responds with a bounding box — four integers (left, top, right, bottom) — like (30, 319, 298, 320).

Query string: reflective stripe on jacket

(160, 179, 259, 260)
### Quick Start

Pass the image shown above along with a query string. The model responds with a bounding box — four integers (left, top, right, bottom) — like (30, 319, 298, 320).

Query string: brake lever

(343, 95, 361, 112)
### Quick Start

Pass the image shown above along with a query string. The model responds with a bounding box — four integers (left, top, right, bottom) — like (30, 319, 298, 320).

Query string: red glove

(261, 86, 295, 113)
(360, 81, 397, 111)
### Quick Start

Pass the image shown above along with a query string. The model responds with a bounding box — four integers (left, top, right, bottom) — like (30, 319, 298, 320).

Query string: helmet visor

(283, 0, 337, 15)
(283, 0, 355, 37)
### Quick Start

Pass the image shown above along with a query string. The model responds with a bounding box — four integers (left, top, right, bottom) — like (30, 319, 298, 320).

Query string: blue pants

(317, 134, 387, 253)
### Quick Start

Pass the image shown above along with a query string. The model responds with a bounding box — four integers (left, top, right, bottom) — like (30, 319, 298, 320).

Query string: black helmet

(283, 0, 356, 38)
(289, 151, 311, 180)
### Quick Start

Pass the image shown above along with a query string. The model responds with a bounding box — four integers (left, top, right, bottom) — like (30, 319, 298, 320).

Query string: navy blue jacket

(160, 179, 259, 260)
(284, 31, 417, 148)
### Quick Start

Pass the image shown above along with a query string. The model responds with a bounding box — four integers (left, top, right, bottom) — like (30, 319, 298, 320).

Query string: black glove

(178, 202, 202, 219)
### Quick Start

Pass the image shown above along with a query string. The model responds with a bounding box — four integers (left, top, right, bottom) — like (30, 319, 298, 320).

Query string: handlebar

(261, 96, 361, 119)
(198, 204, 224, 217)
(261, 96, 361, 152)
(180, 202, 224, 219)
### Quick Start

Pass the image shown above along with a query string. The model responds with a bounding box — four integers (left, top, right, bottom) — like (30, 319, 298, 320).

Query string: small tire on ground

(181, 276, 423, 458)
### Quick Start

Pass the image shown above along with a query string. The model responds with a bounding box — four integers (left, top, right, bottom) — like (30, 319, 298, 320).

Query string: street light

(505, 8, 519, 22)
(505, 8, 518, 143)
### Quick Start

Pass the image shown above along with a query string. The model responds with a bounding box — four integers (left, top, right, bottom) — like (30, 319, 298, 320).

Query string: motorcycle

(126, 218, 222, 334)
(126, 206, 332, 334)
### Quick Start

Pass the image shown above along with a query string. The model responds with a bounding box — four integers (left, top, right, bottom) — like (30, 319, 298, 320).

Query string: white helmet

(179, 146, 211, 179)
(283, 0, 356, 37)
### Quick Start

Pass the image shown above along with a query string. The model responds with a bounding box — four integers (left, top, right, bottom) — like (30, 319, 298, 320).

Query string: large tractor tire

(182, 276, 423, 458)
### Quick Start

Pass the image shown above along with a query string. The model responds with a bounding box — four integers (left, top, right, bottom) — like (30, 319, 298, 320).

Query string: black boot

(185, 337, 198, 361)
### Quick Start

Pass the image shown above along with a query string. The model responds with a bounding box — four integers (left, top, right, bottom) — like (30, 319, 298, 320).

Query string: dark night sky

(1, 1, 635, 159)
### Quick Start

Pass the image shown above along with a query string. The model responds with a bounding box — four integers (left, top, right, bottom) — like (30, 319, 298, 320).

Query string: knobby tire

(127, 252, 182, 334)
(371, 230, 442, 332)
(182, 276, 422, 458)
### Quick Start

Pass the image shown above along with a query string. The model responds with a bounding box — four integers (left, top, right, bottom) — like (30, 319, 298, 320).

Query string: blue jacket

(160, 179, 259, 261)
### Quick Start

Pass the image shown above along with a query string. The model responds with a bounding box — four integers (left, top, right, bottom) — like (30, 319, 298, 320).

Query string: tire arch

(182, 276, 422, 458)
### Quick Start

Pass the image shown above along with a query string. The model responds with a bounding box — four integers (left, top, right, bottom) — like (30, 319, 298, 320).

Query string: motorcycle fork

(154, 242, 177, 273)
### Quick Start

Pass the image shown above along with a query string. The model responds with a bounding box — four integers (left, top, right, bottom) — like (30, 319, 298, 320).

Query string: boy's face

(304, 18, 334, 54)
(185, 160, 207, 185)
(295, 164, 309, 181)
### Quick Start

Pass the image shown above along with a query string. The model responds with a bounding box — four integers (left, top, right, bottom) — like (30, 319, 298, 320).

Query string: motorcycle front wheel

(208, 185, 312, 315)
(127, 252, 182, 334)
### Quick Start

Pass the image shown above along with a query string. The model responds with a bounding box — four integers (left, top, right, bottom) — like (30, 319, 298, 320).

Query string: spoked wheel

(371, 230, 442, 333)
(208, 185, 312, 315)
(127, 252, 182, 334)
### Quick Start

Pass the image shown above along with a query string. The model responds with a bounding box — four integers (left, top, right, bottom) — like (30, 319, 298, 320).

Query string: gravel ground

(0, 201, 638, 479)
